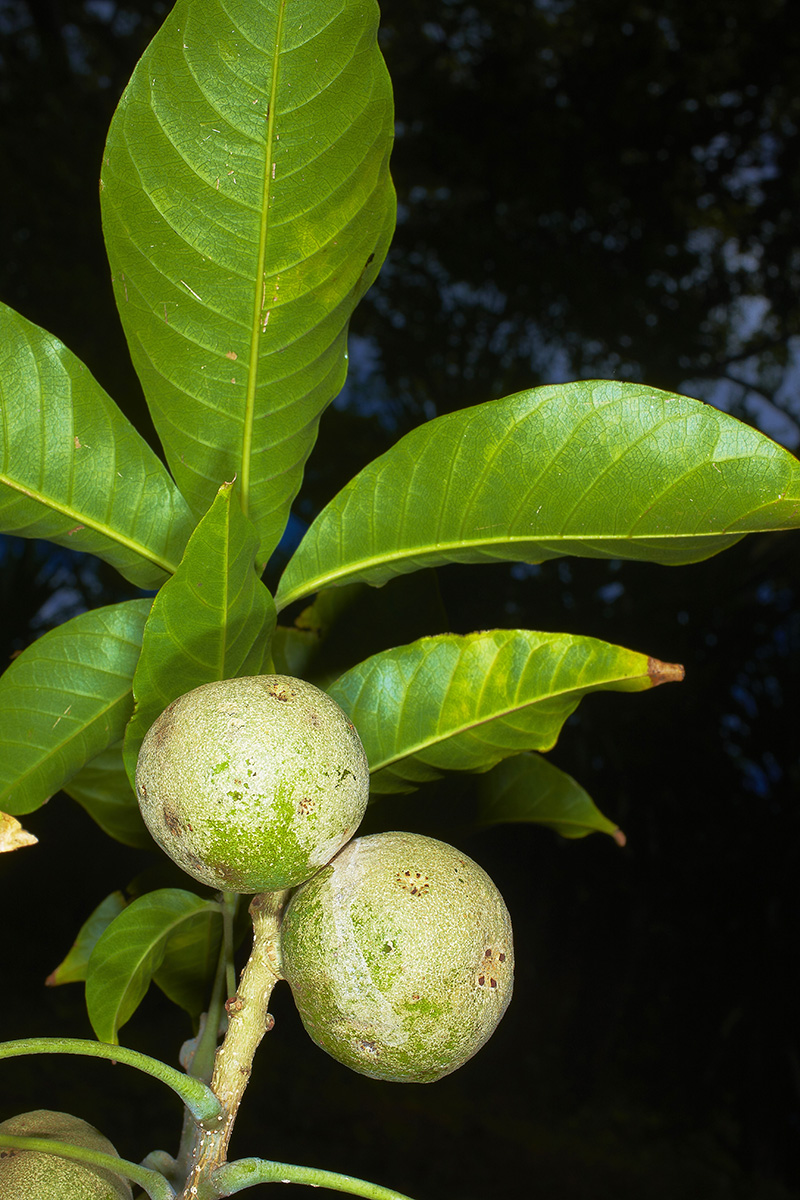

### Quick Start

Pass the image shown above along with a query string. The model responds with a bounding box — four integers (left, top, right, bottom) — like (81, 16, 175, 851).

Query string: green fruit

(0, 1110, 132, 1199)
(280, 831, 514, 1083)
(135, 675, 369, 893)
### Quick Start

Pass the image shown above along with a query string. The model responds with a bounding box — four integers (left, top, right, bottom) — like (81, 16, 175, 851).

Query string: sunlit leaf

(276, 381, 800, 608)
(122, 481, 276, 784)
(0, 600, 151, 816)
(86, 889, 222, 1043)
(0, 301, 192, 588)
(327, 628, 683, 793)
(46, 891, 128, 987)
(64, 743, 151, 848)
(100, 0, 395, 563)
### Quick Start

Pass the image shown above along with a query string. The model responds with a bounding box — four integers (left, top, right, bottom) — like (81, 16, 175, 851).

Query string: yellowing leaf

(0, 812, 38, 853)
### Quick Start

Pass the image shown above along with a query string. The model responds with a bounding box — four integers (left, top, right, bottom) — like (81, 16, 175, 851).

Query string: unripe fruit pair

(136, 675, 514, 1082)
(0, 1110, 131, 1199)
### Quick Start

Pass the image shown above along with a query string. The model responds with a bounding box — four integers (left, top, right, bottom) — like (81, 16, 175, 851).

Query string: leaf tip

(647, 657, 685, 687)
(612, 827, 627, 848)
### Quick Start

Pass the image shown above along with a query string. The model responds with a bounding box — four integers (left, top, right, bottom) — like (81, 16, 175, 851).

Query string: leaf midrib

(0, 690, 132, 805)
(362, 663, 651, 776)
(241, 0, 287, 517)
(276, 527, 746, 610)
(0, 469, 178, 575)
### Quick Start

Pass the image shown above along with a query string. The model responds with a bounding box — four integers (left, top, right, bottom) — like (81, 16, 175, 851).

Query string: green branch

(0, 1038, 221, 1122)
(211, 1158, 418, 1200)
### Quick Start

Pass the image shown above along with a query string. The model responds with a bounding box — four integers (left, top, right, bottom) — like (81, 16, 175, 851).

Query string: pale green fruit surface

(136, 675, 370, 893)
(0, 1110, 132, 1199)
(280, 831, 514, 1082)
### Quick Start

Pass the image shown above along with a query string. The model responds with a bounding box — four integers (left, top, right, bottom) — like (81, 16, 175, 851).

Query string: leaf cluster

(0, 7, 798, 1195)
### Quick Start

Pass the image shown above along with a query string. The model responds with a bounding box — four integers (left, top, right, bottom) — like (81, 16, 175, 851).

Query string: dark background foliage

(1, 1, 798, 1197)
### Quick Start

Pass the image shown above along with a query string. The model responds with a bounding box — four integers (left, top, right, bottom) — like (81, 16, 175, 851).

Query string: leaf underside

(101, 0, 396, 563)
(0, 600, 152, 816)
(473, 753, 623, 841)
(276, 380, 800, 608)
(64, 743, 151, 848)
(328, 628, 681, 793)
(0, 302, 192, 588)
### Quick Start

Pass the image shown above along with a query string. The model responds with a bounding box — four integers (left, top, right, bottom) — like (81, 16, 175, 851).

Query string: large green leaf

(327, 628, 682, 793)
(0, 599, 151, 816)
(63, 743, 151, 848)
(275, 381, 800, 608)
(0, 302, 192, 589)
(122, 481, 276, 783)
(85, 889, 222, 1043)
(100, 0, 395, 563)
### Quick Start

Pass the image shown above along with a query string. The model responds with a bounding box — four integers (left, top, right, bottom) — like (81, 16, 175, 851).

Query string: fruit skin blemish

(135, 675, 370, 894)
(280, 831, 514, 1083)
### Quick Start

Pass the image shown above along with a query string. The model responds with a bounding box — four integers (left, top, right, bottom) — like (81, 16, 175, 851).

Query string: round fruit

(280, 831, 514, 1082)
(135, 675, 370, 893)
(0, 1110, 132, 1199)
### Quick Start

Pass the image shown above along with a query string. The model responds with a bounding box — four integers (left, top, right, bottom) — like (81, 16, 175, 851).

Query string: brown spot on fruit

(163, 807, 183, 837)
(397, 868, 430, 896)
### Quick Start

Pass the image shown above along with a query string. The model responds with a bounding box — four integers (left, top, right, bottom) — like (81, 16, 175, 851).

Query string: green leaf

(100, 0, 396, 562)
(63, 743, 152, 848)
(152, 905, 223, 1020)
(0, 599, 151, 816)
(327, 628, 683, 794)
(473, 753, 624, 842)
(275, 381, 800, 608)
(122, 480, 276, 785)
(85, 889, 222, 1043)
(0, 301, 193, 588)
(46, 891, 128, 987)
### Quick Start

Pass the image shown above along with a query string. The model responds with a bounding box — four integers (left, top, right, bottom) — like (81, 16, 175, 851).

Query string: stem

(211, 1158, 418, 1200)
(173, 919, 233, 1185)
(181, 890, 288, 1199)
(222, 891, 239, 999)
(0, 1134, 176, 1200)
(0, 1038, 221, 1122)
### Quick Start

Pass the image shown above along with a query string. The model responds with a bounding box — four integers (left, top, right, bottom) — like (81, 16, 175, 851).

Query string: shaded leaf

(122, 481, 276, 785)
(64, 743, 151, 849)
(0, 600, 151, 816)
(100, 0, 396, 562)
(327, 628, 683, 793)
(473, 753, 624, 842)
(152, 908, 223, 1020)
(86, 889, 221, 1043)
(273, 571, 450, 690)
(46, 891, 128, 987)
(0, 301, 192, 589)
(275, 381, 800, 609)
